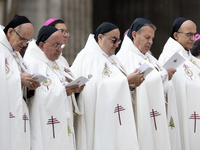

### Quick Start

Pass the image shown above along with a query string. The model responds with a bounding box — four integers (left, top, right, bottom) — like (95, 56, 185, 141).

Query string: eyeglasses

(44, 42, 62, 49)
(177, 32, 197, 38)
(13, 28, 32, 43)
(58, 29, 70, 37)
(104, 34, 121, 44)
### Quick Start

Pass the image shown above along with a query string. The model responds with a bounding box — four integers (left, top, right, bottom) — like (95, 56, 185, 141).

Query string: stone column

(0, 0, 5, 24)
(0, 0, 19, 25)
(60, 0, 93, 64)
(17, 0, 93, 65)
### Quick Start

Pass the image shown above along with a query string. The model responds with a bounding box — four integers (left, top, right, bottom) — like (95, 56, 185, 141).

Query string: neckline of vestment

(184, 49, 200, 70)
(46, 60, 74, 86)
(0, 41, 28, 73)
(103, 53, 127, 76)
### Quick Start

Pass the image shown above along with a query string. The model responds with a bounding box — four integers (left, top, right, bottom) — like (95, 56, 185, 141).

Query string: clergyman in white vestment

(71, 22, 144, 150)
(0, 15, 40, 150)
(43, 18, 70, 66)
(159, 17, 200, 150)
(117, 18, 180, 150)
(24, 26, 84, 150)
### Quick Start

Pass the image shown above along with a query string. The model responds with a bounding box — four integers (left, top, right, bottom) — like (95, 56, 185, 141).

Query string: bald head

(7, 23, 33, 52)
(39, 31, 63, 61)
(173, 20, 197, 50)
(179, 20, 196, 32)
(16, 23, 34, 38)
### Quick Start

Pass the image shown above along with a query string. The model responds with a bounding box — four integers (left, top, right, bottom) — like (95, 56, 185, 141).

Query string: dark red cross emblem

(189, 111, 200, 133)
(150, 109, 161, 130)
(47, 116, 60, 138)
(114, 104, 125, 125)
(23, 113, 29, 132)
(22, 63, 28, 69)
(9, 112, 15, 118)
(5, 58, 9, 65)
(64, 68, 70, 73)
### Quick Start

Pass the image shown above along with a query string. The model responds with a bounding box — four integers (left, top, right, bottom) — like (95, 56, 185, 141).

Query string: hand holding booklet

(32, 73, 47, 83)
(137, 62, 153, 77)
(162, 52, 185, 70)
(65, 74, 93, 87)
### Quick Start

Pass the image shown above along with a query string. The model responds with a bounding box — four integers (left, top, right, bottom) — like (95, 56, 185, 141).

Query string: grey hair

(137, 23, 156, 34)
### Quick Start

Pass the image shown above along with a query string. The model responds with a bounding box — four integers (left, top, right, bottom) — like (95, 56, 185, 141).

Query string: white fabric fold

(24, 40, 83, 150)
(117, 35, 173, 150)
(159, 37, 200, 150)
(71, 34, 139, 150)
(0, 25, 30, 150)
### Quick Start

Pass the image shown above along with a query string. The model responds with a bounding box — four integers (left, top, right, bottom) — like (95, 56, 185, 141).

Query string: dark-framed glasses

(58, 29, 70, 37)
(13, 28, 32, 43)
(104, 34, 121, 44)
(44, 42, 62, 49)
(177, 32, 197, 38)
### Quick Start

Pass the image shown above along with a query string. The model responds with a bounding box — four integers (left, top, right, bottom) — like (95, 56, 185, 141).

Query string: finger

(70, 86, 80, 91)
(29, 78, 37, 82)
(81, 84, 86, 87)
(134, 69, 138, 73)
(33, 81, 41, 86)
(68, 84, 79, 89)
(31, 83, 37, 89)
(28, 81, 40, 90)
(80, 86, 84, 91)
(27, 84, 33, 90)
(23, 73, 34, 79)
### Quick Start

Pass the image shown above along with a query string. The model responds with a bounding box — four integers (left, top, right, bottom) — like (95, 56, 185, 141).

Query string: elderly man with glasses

(159, 17, 200, 150)
(0, 14, 40, 150)
(23, 25, 84, 150)
(43, 18, 70, 67)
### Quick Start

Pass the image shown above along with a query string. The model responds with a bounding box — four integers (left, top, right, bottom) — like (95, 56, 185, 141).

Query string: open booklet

(137, 62, 154, 77)
(65, 74, 93, 87)
(162, 52, 185, 70)
(32, 73, 47, 83)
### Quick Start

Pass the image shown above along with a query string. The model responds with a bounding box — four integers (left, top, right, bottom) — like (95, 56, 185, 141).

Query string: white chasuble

(24, 41, 83, 150)
(159, 37, 200, 150)
(0, 46, 10, 150)
(0, 27, 30, 150)
(70, 34, 139, 150)
(117, 35, 172, 150)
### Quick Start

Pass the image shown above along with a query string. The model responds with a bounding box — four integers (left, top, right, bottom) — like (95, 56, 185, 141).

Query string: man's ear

(39, 42, 45, 51)
(132, 31, 137, 39)
(7, 28, 14, 39)
(173, 32, 178, 40)
(132, 31, 137, 42)
(98, 34, 103, 41)
(97, 34, 104, 44)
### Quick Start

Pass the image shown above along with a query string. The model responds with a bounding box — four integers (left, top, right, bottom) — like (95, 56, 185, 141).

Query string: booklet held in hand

(32, 73, 47, 83)
(162, 52, 185, 70)
(137, 62, 153, 77)
(65, 74, 92, 87)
